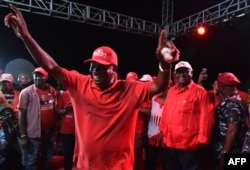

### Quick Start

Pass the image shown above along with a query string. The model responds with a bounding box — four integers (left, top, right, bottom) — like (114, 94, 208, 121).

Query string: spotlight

(197, 26, 206, 35)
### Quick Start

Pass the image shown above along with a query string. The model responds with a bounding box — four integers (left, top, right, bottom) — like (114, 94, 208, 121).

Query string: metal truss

(0, 0, 250, 38)
(168, 0, 250, 38)
(0, 0, 163, 37)
(162, 0, 173, 27)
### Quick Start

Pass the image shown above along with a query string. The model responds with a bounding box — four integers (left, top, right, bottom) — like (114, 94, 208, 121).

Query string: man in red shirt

(57, 89, 75, 170)
(160, 61, 215, 170)
(4, 4, 180, 170)
(18, 67, 57, 170)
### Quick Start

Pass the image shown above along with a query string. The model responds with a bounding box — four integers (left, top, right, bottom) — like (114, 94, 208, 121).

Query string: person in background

(145, 79, 173, 170)
(0, 73, 20, 116)
(0, 120, 8, 169)
(197, 70, 250, 169)
(0, 106, 23, 170)
(197, 68, 208, 87)
(160, 61, 215, 170)
(197, 70, 248, 109)
(214, 72, 247, 170)
(4, 4, 180, 169)
(18, 67, 57, 170)
(57, 89, 75, 170)
(15, 73, 32, 92)
(126, 71, 148, 170)
(242, 89, 250, 153)
(133, 74, 153, 170)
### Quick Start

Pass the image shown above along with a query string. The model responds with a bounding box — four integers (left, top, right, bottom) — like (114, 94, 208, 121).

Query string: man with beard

(159, 61, 215, 170)
(4, 4, 180, 170)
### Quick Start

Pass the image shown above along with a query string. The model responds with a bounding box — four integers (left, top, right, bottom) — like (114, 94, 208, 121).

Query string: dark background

(0, 0, 250, 90)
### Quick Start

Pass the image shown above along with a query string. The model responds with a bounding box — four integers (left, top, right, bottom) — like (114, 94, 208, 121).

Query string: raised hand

(4, 4, 29, 38)
(156, 30, 180, 63)
(198, 69, 208, 86)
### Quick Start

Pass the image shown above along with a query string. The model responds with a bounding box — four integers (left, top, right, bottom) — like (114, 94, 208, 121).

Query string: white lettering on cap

(93, 49, 108, 58)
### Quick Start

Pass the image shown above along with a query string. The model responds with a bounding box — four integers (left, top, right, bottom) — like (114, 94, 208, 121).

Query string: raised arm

(150, 30, 180, 96)
(4, 4, 63, 82)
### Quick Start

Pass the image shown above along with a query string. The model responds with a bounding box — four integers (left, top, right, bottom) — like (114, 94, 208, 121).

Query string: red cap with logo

(217, 72, 240, 85)
(84, 46, 118, 66)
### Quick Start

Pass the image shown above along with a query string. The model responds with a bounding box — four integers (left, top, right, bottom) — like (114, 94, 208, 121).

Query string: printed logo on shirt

(40, 93, 54, 111)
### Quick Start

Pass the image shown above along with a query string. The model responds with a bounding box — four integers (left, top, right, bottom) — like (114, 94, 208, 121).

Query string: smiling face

(174, 67, 192, 88)
(89, 62, 117, 90)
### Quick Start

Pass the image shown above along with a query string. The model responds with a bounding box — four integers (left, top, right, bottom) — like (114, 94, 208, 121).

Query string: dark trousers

(201, 144, 216, 170)
(162, 146, 202, 170)
(22, 129, 55, 170)
(61, 133, 75, 170)
(145, 144, 167, 170)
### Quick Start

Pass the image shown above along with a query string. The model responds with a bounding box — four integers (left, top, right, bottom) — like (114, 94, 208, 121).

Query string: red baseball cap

(33, 67, 48, 78)
(217, 72, 240, 85)
(84, 46, 118, 66)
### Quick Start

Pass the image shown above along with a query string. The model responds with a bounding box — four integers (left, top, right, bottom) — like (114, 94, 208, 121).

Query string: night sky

(0, 0, 250, 90)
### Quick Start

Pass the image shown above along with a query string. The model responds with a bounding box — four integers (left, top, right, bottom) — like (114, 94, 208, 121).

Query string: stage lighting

(197, 26, 206, 35)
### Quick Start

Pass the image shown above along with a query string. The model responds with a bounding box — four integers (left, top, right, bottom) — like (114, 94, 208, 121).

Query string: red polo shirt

(61, 68, 151, 170)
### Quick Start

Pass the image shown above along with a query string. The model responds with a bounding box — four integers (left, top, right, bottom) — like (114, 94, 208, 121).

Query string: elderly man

(4, 4, 180, 170)
(160, 61, 215, 170)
